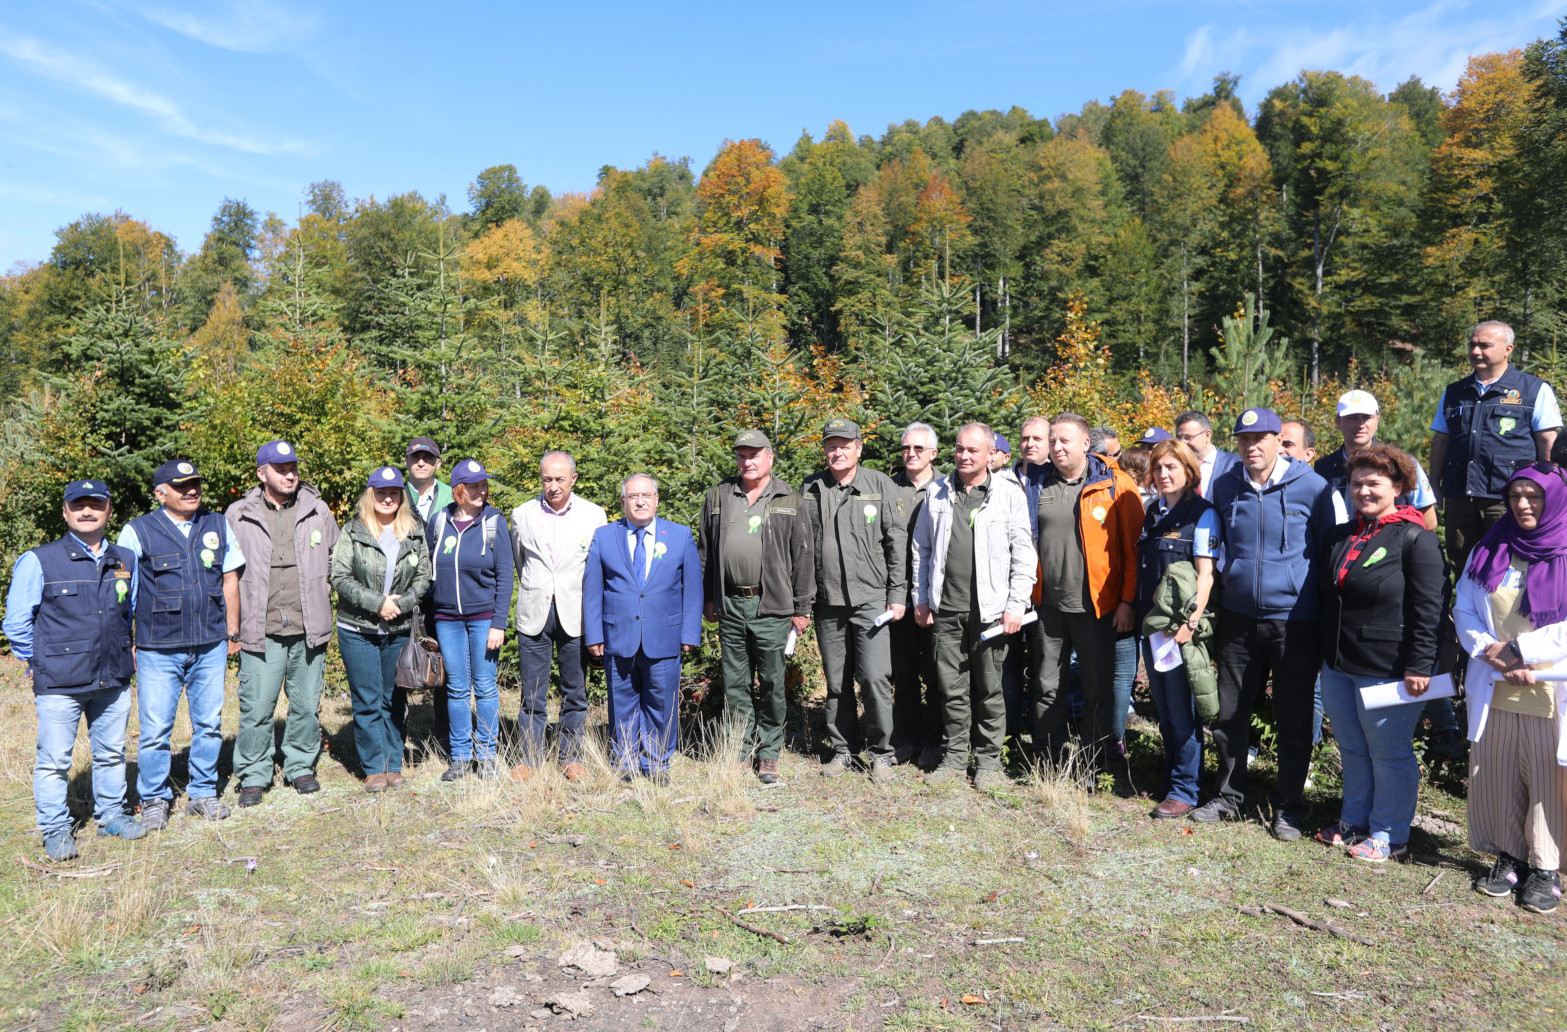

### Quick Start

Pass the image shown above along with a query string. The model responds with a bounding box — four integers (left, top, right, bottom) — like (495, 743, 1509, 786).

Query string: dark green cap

(734, 429, 772, 450)
(822, 418, 861, 441)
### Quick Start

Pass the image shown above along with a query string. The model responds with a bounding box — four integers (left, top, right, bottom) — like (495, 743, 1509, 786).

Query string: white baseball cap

(1336, 390, 1380, 417)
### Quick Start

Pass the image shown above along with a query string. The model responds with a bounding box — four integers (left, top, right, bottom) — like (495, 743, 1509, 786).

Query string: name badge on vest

(1500, 389, 1523, 405)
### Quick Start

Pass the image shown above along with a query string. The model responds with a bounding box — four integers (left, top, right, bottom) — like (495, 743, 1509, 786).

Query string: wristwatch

(228, 633, 241, 643)
(1504, 640, 1524, 664)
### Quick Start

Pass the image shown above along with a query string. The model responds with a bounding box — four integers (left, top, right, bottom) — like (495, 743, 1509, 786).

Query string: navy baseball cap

(1137, 427, 1173, 444)
(63, 479, 110, 503)
(369, 466, 406, 489)
(405, 436, 441, 458)
(450, 458, 491, 486)
(153, 460, 204, 487)
(256, 440, 298, 466)
(1232, 408, 1283, 435)
(994, 434, 1011, 454)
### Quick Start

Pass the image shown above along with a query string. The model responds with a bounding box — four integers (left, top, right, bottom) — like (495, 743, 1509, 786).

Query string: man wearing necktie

(583, 474, 703, 782)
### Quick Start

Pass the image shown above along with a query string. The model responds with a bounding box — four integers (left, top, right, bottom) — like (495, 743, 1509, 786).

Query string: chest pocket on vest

(1489, 407, 1527, 438)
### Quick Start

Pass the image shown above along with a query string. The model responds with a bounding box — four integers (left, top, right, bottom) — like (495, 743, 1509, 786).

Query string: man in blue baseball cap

(117, 460, 245, 828)
(1192, 408, 1342, 840)
(226, 440, 340, 805)
(5, 481, 144, 860)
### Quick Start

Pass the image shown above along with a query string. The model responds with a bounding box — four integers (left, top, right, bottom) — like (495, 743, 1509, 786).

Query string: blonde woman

(330, 466, 432, 792)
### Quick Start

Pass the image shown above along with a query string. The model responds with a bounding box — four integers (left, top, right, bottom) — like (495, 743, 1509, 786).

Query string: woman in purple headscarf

(1454, 464, 1567, 915)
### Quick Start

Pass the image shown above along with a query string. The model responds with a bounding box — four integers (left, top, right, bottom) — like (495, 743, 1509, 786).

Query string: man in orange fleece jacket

(1027, 412, 1143, 761)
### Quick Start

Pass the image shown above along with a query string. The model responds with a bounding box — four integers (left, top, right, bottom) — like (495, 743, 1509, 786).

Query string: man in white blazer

(509, 451, 607, 781)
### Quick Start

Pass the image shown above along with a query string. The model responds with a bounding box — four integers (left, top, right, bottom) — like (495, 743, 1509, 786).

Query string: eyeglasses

(1176, 431, 1209, 444)
(900, 445, 933, 452)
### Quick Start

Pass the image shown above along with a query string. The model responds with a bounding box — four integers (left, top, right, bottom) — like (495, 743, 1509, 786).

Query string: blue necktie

(633, 526, 647, 585)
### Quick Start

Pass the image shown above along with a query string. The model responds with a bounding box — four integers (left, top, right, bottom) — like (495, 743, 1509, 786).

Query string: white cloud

(131, 1, 318, 54)
(1173, 0, 1567, 99)
(0, 29, 305, 156)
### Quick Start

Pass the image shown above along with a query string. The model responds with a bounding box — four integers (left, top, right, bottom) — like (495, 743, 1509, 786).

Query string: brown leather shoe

(561, 762, 585, 782)
(1151, 798, 1195, 819)
(758, 759, 779, 785)
(364, 773, 388, 794)
(384, 772, 407, 790)
(509, 763, 535, 783)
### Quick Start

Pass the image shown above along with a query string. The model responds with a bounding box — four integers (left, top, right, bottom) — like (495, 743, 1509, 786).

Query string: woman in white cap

(330, 467, 432, 792)
(425, 459, 515, 779)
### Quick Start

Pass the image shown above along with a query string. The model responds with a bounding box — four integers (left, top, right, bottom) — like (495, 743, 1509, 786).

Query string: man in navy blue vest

(583, 474, 703, 784)
(1191, 408, 1342, 841)
(1429, 321, 1562, 567)
(5, 480, 144, 861)
(117, 460, 245, 829)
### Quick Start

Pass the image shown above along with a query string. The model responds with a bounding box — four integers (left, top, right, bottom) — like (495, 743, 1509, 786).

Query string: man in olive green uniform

(801, 419, 908, 781)
(890, 422, 942, 768)
(698, 431, 815, 783)
(912, 423, 1037, 789)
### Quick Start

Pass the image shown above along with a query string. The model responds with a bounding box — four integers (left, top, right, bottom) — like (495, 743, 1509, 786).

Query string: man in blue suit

(1175, 411, 1241, 499)
(583, 474, 704, 783)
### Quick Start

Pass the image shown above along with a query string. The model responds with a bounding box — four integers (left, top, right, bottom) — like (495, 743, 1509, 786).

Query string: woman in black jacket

(1315, 443, 1444, 862)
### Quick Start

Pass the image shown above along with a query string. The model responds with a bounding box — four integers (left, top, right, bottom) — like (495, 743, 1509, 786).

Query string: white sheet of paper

(1148, 630, 1183, 672)
(1358, 672, 1456, 710)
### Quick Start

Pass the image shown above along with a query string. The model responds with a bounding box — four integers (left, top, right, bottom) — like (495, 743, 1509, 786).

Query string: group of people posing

(5, 321, 1564, 917)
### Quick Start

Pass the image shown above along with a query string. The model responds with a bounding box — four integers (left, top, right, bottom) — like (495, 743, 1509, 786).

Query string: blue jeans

(35, 687, 132, 835)
(1110, 634, 1137, 743)
(338, 628, 407, 775)
(1144, 641, 1203, 805)
(1319, 664, 1424, 844)
(135, 643, 228, 801)
(435, 619, 499, 762)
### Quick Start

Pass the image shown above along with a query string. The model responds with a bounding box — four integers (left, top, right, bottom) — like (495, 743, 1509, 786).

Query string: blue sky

(1, 1, 1564, 267)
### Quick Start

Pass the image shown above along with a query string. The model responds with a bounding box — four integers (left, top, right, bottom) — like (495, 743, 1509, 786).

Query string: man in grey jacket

(226, 440, 341, 806)
(801, 419, 907, 781)
(912, 422, 1037, 789)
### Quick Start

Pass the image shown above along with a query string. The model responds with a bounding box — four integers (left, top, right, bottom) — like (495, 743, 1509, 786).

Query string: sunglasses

(1512, 460, 1561, 475)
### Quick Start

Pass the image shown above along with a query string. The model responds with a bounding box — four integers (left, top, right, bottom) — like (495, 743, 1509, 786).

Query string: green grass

(0, 660, 1563, 1030)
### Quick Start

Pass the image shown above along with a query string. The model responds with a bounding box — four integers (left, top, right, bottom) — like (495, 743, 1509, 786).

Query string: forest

(3, 29, 1567, 583)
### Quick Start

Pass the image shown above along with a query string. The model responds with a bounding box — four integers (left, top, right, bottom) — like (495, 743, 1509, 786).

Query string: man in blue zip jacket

(4, 480, 146, 861)
(1192, 408, 1344, 840)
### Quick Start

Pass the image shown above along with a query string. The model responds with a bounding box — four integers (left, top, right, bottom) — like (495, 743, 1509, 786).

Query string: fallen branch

(1136, 1016, 1248, 1025)
(1309, 991, 1368, 1001)
(1248, 903, 1374, 947)
(714, 906, 790, 944)
(16, 856, 121, 878)
(735, 904, 833, 916)
(1421, 871, 1444, 895)
(766, 866, 826, 874)
(972, 937, 1026, 945)
(877, 933, 896, 969)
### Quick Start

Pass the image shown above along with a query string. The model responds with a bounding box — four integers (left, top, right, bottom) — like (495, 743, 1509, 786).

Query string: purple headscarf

(1467, 466, 1567, 627)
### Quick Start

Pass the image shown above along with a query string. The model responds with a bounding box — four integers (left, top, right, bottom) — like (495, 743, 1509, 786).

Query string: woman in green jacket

(331, 467, 432, 792)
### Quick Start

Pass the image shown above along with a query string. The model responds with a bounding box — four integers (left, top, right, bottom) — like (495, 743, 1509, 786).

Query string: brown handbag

(394, 605, 445, 689)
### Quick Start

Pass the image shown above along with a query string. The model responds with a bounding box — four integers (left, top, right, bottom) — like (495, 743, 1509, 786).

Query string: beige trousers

(1469, 706, 1567, 871)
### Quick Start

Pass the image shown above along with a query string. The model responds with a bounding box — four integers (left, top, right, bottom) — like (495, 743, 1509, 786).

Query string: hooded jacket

(1208, 456, 1338, 620)
(424, 503, 515, 629)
